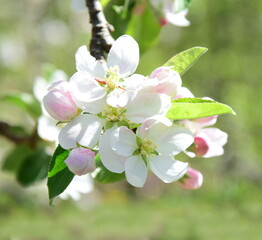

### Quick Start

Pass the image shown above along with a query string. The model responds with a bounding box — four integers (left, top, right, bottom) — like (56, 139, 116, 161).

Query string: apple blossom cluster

(43, 35, 227, 189)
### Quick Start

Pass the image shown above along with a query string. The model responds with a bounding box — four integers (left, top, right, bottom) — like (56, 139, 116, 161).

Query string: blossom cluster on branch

(43, 35, 228, 191)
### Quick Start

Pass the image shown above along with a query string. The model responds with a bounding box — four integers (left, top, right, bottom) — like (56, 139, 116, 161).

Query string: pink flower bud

(180, 168, 203, 190)
(160, 18, 168, 26)
(65, 147, 96, 176)
(43, 81, 79, 121)
(193, 136, 209, 157)
(149, 67, 182, 97)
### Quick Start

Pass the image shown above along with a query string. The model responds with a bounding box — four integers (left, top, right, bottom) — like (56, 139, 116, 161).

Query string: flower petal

(111, 126, 137, 156)
(137, 116, 172, 140)
(126, 92, 171, 123)
(70, 72, 107, 103)
(125, 155, 147, 187)
(99, 127, 126, 173)
(149, 155, 188, 183)
(59, 114, 104, 149)
(107, 88, 137, 108)
(76, 96, 107, 114)
(75, 45, 105, 78)
(196, 128, 228, 158)
(165, 9, 190, 27)
(155, 125, 194, 156)
(107, 35, 139, 77)
(37, 115, 59, 142)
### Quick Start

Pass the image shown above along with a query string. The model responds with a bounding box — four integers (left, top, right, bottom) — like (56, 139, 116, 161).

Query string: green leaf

(126, 6, 161, 53)
(47, 145, 74, 204)
(164, 47, 208, 76)
(16, 148, 50, 186)
(48, 145, 69, 178)
(0, 92, 41, 118)
(92, 155, 125, 184)
(101, 0, 111, 7)
(166, 98, 236, 120)
(104, 0, 136, 38)
(2, 145, 33, 172)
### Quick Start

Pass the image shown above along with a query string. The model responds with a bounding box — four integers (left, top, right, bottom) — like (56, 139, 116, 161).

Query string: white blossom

(99, 116, 194, 187)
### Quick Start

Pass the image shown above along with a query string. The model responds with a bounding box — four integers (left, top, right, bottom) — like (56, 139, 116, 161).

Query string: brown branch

(0, 121, 39, 148)
(85, 0, 115, 61)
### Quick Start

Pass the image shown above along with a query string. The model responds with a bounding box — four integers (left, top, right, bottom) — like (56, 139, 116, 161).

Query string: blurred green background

(0, 0, 262, 239)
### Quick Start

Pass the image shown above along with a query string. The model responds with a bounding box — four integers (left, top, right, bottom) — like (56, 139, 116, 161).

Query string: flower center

(101, 105, 126, 122)
(105, 66, 121, 90)
(139, 138, 157, 156)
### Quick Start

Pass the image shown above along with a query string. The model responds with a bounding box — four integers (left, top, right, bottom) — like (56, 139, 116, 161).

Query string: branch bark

(0, 121, 39, 148)
(85, 0, 115, 61)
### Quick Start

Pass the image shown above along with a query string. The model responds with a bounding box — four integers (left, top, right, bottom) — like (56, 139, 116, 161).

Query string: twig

(85, 0, 115, 61)
(0, 121, 39, 148)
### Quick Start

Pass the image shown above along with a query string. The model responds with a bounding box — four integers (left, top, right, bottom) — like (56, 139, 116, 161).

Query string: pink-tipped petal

(149, 67, 182, 98)
(43, 81, 78, 121)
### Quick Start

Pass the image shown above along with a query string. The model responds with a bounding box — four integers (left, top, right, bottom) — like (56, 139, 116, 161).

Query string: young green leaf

(126, 6, 161, 53)
(164, 47, 208, 76)
(47, 145, 74, 205)
(92, 154, 125, 184)
(166, 98, 236, 120)
(0, 92, 41, 118)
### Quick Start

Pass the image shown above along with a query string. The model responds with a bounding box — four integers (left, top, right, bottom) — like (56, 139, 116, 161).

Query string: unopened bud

(43, 81, 79, 121)
(65, 147, 96, 176)
(193, 136, 209, 157)
(160, 18, 168, 26)
(149, 67, 181, 97)
(180, 168, 203, 190)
